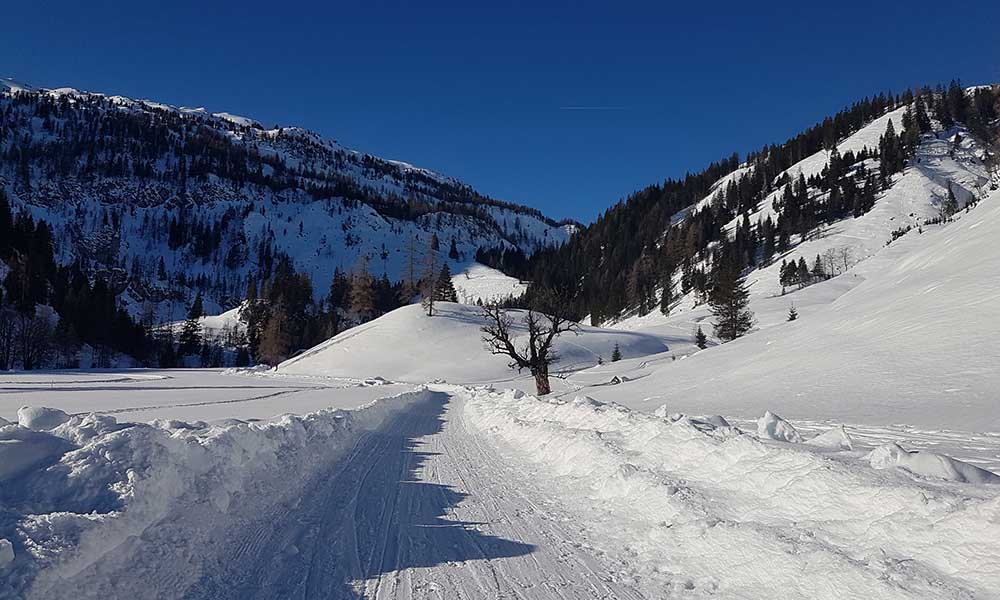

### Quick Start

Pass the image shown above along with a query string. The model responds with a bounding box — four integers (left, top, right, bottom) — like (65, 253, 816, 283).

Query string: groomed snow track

(21, 389, 651, 599)
(14, 387, 1000, 599)
(187, 390, 648, 599)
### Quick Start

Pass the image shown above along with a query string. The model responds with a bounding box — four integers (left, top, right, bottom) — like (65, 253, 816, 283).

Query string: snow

(278, 302, 669, 386)
(584, 174, 1000, 433)
(451, 262, 527, 303)
(1, 389, 428, 598)
(0, 427, 74, 482)
(0, 369, 416, 423)
(870, 443, 1000, 484)
(805, 425, 854, 450)
(756, 410, 803, 443)
(211, 111, 259, 127)
(16, 406, 72, 431)
(464, 386, 1000, 598)
(1, 81, 998, 597)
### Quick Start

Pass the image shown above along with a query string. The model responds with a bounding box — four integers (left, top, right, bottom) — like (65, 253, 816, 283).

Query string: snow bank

(463, 387, 1000, 598)
(870, 443, 1000, 484)
(0, 427, 75, 482)
(17, 406, 72, 431)
(1, 390, 426, 598)
(756, 410, 803, 443)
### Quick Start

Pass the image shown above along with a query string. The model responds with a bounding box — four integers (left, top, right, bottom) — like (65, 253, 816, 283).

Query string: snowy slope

(0, 78, 572, 323)
(278, 303, 668, 384)
(450, 262, 528, 303)
(587, 186, 1000, 431)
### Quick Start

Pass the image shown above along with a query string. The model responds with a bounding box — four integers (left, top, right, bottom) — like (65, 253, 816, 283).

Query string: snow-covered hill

(278, 302, 667, 384)
(586, 184, 1000, 430)
(0, 78, 572, 321)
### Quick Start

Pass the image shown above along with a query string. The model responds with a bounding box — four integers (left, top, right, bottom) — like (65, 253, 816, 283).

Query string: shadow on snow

(188, 391, 535, 599)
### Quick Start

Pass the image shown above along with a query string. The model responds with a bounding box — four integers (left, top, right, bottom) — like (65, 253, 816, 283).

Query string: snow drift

(870, 442, 1000, 484)
(463, 387, 1000, 598)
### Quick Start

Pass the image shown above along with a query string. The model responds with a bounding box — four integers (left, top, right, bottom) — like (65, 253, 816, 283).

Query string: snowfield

(450, 262, 528, 304)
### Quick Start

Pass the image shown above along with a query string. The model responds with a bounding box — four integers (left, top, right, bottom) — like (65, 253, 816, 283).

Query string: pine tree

(178, 294, 203, 355)
(796, 257, 810, 287)
(811, 254, 825, 280)
(659, 272, 674, 316)
(708, 258, 754, 342)
(434, 264, 458, 302)
(187, 292, 204, 320)
(942, 182, 959, 218)
(611, 342, 622, 362)
(787, 304, 798, 321)
(421, 237, 440, 316)
(695, 325, 708, 350)
(349, 257, 376, 322)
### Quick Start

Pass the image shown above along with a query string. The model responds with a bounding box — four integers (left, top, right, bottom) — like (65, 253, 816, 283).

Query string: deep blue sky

(3, 1, 998, 222)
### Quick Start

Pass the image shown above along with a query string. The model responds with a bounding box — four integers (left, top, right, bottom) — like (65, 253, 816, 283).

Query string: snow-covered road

(18, 389, 649, 599)
(9, 384, 1000, 599)
(188, 390, 648, 599)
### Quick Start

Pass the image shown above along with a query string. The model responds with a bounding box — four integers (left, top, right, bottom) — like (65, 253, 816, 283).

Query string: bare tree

(420, 237, 439, 316)
(0, 309, 15, 370)
(16, 312, 52, 370)
(481, 302, 578, 395)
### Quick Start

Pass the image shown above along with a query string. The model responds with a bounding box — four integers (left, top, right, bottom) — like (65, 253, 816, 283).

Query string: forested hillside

(0, 79, 572, 368)
(527, 82, 999, 325)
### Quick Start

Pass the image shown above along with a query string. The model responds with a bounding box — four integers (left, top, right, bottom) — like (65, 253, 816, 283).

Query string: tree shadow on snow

(188, 391, 535, 599)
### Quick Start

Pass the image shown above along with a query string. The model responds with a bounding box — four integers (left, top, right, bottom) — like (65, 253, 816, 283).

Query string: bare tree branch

(480, 301, 578, 395)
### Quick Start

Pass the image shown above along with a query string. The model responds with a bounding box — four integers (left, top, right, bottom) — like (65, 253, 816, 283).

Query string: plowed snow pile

(0, 391, 425, 599)
(464, 387, 1000, 599)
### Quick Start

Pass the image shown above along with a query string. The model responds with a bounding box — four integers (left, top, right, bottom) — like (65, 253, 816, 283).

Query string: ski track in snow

(69, 390, 654, 599)
(8, 384, 1000, 599)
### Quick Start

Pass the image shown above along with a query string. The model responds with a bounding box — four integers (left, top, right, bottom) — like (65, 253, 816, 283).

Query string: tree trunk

(532, 368, 551, 396)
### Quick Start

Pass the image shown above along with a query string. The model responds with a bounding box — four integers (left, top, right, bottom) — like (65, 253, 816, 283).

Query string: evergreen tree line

(238, 243, 459, 366)
(522, 82, 999, 325)
(0, 189, 155, 368)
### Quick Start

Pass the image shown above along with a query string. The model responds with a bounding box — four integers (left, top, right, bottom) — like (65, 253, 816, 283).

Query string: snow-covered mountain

(526, 84, 997, 331)
(0, 78, 573, 320)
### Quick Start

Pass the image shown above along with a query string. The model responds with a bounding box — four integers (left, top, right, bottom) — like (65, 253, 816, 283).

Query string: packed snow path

(16, 387, 1000, 599)
(185, 390, 646, 599)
